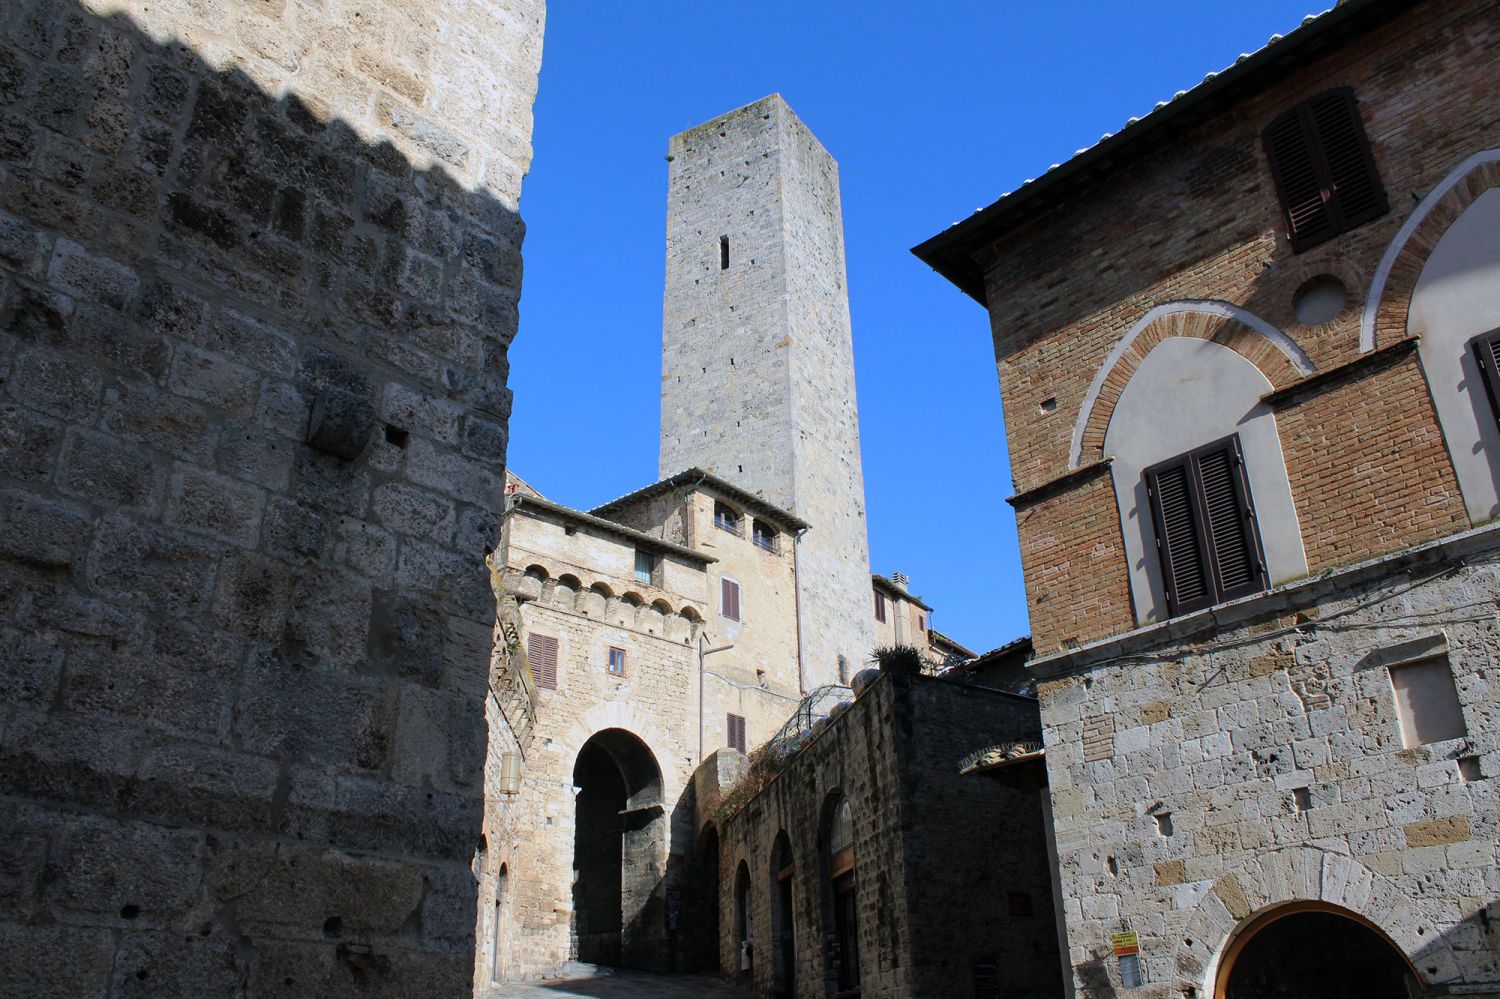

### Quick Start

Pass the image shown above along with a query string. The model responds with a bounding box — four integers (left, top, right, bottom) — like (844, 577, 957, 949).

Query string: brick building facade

(0, 0, 544, 996)
(917, 0, 1499, 995)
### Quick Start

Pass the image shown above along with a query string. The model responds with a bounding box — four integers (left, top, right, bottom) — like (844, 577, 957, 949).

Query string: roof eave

(911, 0, 1412, 304)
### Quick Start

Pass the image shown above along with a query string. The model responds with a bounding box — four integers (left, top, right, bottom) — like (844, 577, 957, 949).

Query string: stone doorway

(572, 729, 666, 969)
(771, 832, 796, 998)
(1217, 904, 1419, 999)
(687, 824, 722, 975)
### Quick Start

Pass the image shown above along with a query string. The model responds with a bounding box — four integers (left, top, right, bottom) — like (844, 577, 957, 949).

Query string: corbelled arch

(1361, 147, 1500, 353)
(1170, 847, 1460, 997)
(1069, 301, 1315, 469)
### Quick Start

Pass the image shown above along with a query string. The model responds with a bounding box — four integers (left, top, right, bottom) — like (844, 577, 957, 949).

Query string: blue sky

(507, 1, 1327, 655)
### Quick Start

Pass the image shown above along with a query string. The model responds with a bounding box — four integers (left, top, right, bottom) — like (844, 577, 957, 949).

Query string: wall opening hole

(1458, 756, 1482, 782)
(384, 425, 409, 448)
(323, 916, 343, 937)
(1155, 812, 1174, 837)
(1106, 855, 1118, 876)
(1293, 787, 1312, 812)
(1292, 274, 1348, 326)
(720, 235, 729, 270)
(120, 904, 140, 920)
(1040, 397, 1057, 414)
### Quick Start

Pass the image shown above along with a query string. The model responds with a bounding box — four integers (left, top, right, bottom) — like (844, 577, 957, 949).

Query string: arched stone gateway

(1171, 847, 1461, 998)
(571, 729, 667, 969)
(1215, 904, 1418, 999)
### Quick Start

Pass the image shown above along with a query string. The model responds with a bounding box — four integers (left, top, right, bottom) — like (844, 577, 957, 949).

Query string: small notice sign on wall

(973, 956, 1001, 999)
(1112, 931, 1142, 987)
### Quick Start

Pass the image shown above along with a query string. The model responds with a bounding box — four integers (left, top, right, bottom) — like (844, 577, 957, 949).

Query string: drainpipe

(698, 635, 734, 761)
(791, 527, 810, 694)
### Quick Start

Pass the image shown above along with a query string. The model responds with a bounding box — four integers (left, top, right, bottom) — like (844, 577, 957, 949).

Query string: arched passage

(571, 729, 665, 968)
(1217, 903, 1420, 999)
(770, 831, 796, 998)
(686, 823, 722, 975)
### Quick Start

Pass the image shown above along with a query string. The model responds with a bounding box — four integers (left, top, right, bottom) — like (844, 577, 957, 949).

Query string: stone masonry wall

(974, 0, 1500, 653)
(0, 1, 542, 995)
(720, 673, 1062, 999)
(1037, 526, 1500, 997)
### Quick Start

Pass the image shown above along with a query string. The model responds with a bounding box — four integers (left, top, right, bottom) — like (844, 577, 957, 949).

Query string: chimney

(891, 571, 909, 591)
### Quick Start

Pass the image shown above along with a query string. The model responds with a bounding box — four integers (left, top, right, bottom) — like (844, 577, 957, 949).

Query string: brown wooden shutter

(1146, 458, 1213, 616)
(527, 633, 558, 689)
(727, 713, 746, 752)
(721, 578, 740, 621)
(1194, 438, 1266, 602)
(1471, 330, 1500, 433)
(1264, 106, 1334, 251)
(1146, 435, 1268, 618)
(874, 591, 886, 623)
(1264, 88, 1386, 253)
(1308, 88, 1386, 231)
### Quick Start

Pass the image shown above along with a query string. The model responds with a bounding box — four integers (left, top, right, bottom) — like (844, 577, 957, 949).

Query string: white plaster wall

(1410, 189, 1500, 523)
(1104, 338, 1308, 623)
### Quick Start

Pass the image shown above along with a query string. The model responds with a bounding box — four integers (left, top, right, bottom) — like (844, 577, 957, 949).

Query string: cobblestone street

(488, 966, 749, 998)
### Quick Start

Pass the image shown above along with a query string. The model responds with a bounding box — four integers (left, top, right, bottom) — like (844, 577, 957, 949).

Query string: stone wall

(718, 673, 1063, 998)
(0, 0, 543, 995)
(1036, 526, 1500, 997)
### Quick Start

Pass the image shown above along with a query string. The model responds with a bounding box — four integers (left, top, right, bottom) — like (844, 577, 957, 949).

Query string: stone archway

(1215, 903, 1419, 999)
(571, 729, 666, 969)
(1170, 847, 1460, 997)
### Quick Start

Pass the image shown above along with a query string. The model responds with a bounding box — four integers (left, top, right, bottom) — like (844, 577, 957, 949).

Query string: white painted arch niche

(1104, 337, 1308, 624)
(1409, 188, 1500, 523)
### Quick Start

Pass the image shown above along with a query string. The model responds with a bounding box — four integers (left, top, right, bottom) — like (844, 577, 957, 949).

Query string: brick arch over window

(1169, 847, 1459, 997)
(1361, 147, 1500, 353)
(1069, 301, 1315, 469)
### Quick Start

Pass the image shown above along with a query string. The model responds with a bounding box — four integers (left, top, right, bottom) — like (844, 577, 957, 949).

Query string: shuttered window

(874, 591, 886, 623)
(721, 578, 741, 621)
(727, 713, 747, 753)
(1263, 87, 1387, 253)
(527, 633, 559, 690)
(1145, 435, 1268, 618)
(1470, 329, 1500, 433)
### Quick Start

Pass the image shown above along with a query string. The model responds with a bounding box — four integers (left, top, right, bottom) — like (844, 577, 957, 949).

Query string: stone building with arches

(916, 0, 1500, 995)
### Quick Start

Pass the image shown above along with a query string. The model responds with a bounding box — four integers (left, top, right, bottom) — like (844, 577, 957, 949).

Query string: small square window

(607, 646, 626, 676)
(634, 549, 657, 584)
(1388, 657, 1467, 748)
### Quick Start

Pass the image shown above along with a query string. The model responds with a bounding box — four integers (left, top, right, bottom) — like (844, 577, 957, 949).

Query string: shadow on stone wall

(0, 1, 529, 995)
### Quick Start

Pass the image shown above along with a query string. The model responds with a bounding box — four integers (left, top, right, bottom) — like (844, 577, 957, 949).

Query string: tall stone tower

(661, 94, 874, 686)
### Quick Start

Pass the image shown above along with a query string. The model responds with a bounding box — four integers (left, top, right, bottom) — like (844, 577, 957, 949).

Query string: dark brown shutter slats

(722, 578, 740, 621)
(1470, 330, 1500, 434)
(1264, 107, 1334, 250)
(1263, 87, 1386, 252)
(1146, 435, 1267, 618)
(1147, 460, 1212, 616)
(1309, 89, 1387, 229)
(728, 713, 746, 752)
(527, 634, 558, 690)
(1196, 440, 1265, 600)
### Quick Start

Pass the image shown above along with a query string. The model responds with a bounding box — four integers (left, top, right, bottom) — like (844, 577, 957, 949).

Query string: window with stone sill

(607, 646, 626, 676)
(751, 519, 779, 553)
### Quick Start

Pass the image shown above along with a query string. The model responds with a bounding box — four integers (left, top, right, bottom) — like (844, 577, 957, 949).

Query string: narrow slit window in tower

(720, 235, 730, 270)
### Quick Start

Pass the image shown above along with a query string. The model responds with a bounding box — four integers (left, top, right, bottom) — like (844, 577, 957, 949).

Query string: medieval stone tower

(660, 94, 874, 685)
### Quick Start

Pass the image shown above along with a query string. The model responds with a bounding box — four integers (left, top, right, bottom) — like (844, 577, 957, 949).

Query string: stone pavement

(488, 964, 749, 998)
